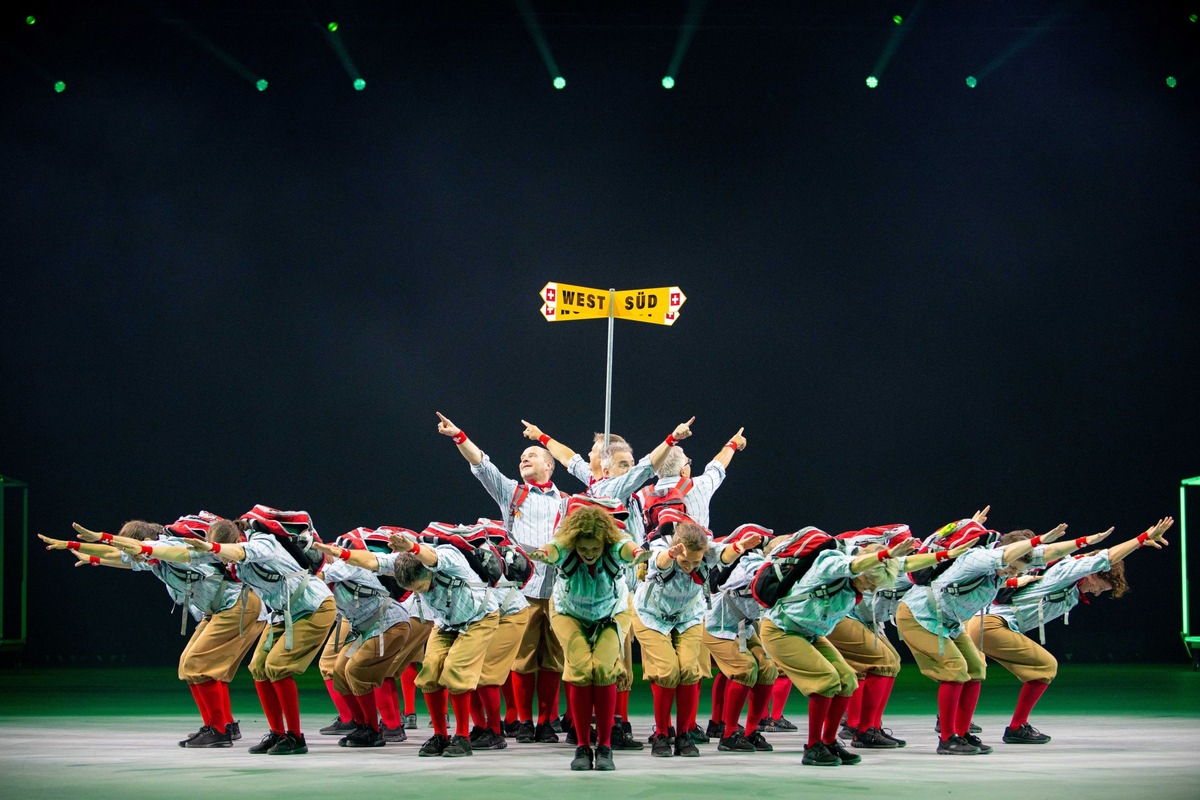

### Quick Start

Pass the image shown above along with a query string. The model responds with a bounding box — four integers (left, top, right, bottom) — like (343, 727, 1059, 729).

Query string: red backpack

(748, 527, 840, 608)
(334, 527, 410, 601)
(636, 478, 694, 534)
(707, 524, 774, 594)
(409, 522, 505, 587)
(239, 504, 325, 574)
(165, 510, 222, 540)
(907, 519, 997, 586)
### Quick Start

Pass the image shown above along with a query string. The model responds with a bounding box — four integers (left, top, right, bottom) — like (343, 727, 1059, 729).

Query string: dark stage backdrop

(2, 2, 1197, 667)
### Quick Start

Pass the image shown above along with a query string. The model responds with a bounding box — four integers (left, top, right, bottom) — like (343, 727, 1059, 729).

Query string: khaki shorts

(249, 597, 338, 683)
(333, 620, 414, 696)
(551, 603, 625, 687)
(964, 614, 1056, 683)
(703, 628, 777, 687)
(417, 613, 501, 695)
(387, 619, 434, 677)
(179, 591, 266, 683)
(318, 618, 354, 680)
(616, 595, 636, 692)
(512, 597, 565, 673)
(631, 612, 704, 688)
(479, 607, 531, 687)
(826, 617, 902, 679)
(895, 603, 986, 683)
(759, 618, 856, 698)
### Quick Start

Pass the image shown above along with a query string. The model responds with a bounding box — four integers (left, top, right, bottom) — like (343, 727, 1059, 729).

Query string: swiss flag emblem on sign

(546, 288, 556, 301)
(547, 307, 555, 316)
(670, 292, 680, 306)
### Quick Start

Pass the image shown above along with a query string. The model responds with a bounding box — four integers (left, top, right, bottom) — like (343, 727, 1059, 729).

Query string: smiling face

(675, 546, 707, 573)
(519, 446, 553, 483)
(575, 535, 604, 564)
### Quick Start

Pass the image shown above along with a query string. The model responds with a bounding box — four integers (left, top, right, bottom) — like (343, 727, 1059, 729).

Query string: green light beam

(867, 0, 925, 85)
(163, 19, 263, 88)
(970, 0, 1086, 83)
(516, 0, 564, 88)
(664, 0, 709, 86)
(321, 22, 365, 89)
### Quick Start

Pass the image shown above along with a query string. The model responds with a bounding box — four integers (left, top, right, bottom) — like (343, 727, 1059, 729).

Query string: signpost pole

(603, 289, 615, 447)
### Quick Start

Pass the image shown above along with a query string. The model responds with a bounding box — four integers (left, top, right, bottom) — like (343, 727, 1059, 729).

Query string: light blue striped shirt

(988, 549, 1110, 633)
(900, 547, 1005, 639)
(764, 550, 860, 638)
(705, 551, 767, 640)
(551, 541, 630, 621)
(323, 558, 410, 637)
(652, 460, 726, 529)
(233, 533, 332, 618)
(634, 538, 724, 635)
(125, 536, 241, 621)
(379, 547, 501, 632)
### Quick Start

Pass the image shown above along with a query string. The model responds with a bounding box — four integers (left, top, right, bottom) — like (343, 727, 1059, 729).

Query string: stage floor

(1, 665, 1197, 799)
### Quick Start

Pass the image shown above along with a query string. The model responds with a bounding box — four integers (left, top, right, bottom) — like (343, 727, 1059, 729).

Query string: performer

(965, 517, 1172, 745)
(437, 412, 564, 743)
(896, 509, 1069, 756)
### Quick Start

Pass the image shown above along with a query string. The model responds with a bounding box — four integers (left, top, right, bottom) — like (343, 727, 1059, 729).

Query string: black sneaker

(186, 727, 233, 748)
(228, 721, 242, 741)
(611, 722, 644, 751)
(851, 726, 899, 749)
(514, 721, 536, 743)
(551, 715, 565, 733)
(746, 731, 773, 752)
(705, 719, 725, 740)
(345, 725, 386, 748)
(442, 734, 474, 758)
(666, 725, 677, 745)
(502, 719, 519, 737)
(674, 735, 700, 757)
(473, 728, 508, 750)
(838, 722, 856, 741)
(934, 715, 980, 734)
(403, 713, 418, 730)
(179, 726, 207, 747)
(570, 745, 594, 771)
(1003, 724, 1051, 744)
(757, 717, 780, 733)
(878, 727, 906, 747)
(650, 733, 673, 757)
(534, 721, 560, 743)
(936, 734, 980, 755)
(594, 744, 615, 771)
(775, 715, 798, 731)
(248, 731, 284, 754)
(419, 733, 450, 756)
(320, 717, 358, 736)
(717, 731, 755, 752)
(825, 739, 862, 765)
(963, 733, 993, 754)
(801, 741, 840, 766)
(266, 732, 308, 755)
(686, 725, 709, 745)
(381, 723, 407, 742)
(561, 714, 577, 743)
(469, 725, 489, 745)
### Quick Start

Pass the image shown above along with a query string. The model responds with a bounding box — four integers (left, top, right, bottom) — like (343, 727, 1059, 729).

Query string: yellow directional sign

(539, 282, 614, 322)
(613, 286, 686, 326)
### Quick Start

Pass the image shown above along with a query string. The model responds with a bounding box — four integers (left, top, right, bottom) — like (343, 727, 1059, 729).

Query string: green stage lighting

(865, 76, 879, 88)
(26, 15, 35, 24)
(965, 76, 977, 88)
(553, 76, 565, 89)
(893, 15, 903, 25)
(54, 81, 65, 93)
(256, 79, 268, 91)
(1191, 14, 1198, 23)
(1166, 76, 1177, 88)
(353, 78, 366, 91)
(662, 76, 675, 89)
(328, 22, 338, 32)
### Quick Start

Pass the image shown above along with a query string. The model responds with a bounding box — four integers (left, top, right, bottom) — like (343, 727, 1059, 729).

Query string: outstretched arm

(1041, 527, 1113, 562)
(314, 541, 381, 571)
(521, 421, 578, 469)
(1002, 523, 1067, 565)
(649, 417, 696, 471)
(850, 538, 918, 573)
(1107, 517, 1173, 565)
(719, 532, 763, 564)
(184, 538, 246, 563)
(437, 412, 484, 466)
(899, 540, 974, 572)
(38, 535, 130, 568)
(387, 531, 439, 568)
(712, 427, 746, 471)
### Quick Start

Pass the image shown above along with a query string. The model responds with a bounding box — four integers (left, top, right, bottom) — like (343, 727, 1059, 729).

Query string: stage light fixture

(26, 15, 35, 25)
(553, 76, 565, 89)
(328, 22, 338, 32)
(662, 76, 675, 89)
(1166, 76, 1177, 88)
(353, 78, 366, 90)
(865, 76, 879, 88)
(893, 15, 903, 24)
(256, 79, 268, 91)
(965, 76, 977, 88)
(54, 81, 65, 92)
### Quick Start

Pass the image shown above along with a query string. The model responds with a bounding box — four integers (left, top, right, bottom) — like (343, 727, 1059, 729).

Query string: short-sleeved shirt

(764, 550, 861, 639)
(550, 540, 630, 622)
(705, 551, 767, 641)
(230, 532, 332, 618)
(323, 558, 410, 637)
(378, 546, 500, 632)
(124, 536, 241, 621)
(900, 547, 1005, 639)
(650, 460, 726, 529)
(470, 453, 565, 599)
(634, 538, 725, 635)
(988, 549, 1111, 633)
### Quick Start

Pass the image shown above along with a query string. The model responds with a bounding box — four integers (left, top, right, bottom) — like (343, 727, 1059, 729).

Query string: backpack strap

(508, 485, 531, 522)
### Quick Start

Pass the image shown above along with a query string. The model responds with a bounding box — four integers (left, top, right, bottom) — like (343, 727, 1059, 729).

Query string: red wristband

(1074, 537, 1088, 548)
(876, 548, 891, 562)
(1029, 536, 1042, 547)
(1137, 532, 1149, 546)
(140, 544, 154, 556)
(935, 550, 950, 562)
(725, 441, 738, 452)
(1006, 577, 1019, 588)
(451, 430, 467, 445)
(67, 541, 81, 551)
(339, 547, 352, 561)
(665, 434, 678, 447)
(537, 434, 551, 447)
(210, 542, 221, 554)
(89, 556, 101, 566)
(99, 532, 113, 544)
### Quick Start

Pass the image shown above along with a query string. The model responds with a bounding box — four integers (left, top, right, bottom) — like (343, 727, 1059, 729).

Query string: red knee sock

(424, 689, 448, 736)
(771, 674, 793, 717)
(616, 690, 630, 723)
(400, 664, 418, 716)
(1011, 680, 1049, 728)
(188, 682, 213, 727)
(956, 680, 982, 737)
(721, 681, 752, 735)
(536, 670, 561, 725)
(255, 680, 285, 734)
(823, 694, 851, 744)
(272, 677, 302, 735)
(341, 692, 365, 724)
(450, 691, 472, 738)
(845, 683, 865, 730)
(376, 678, 401, 728)
(746, 682, 773, 733)
(675, 682, 701, 734)
(570, 684, 594, 745)
(651, 683, 676, 737)
(325, 678, 356, 722)
(594, 684, 617, 747)
(711, 673, 729, 724)
(477, 685, 502, 734)
(502, 673, 519, 724)
(868, 675, 895, 729)
(937, 681, 964, 742)
(215, 681, 233, 728)
(194, 681, 227, 733)
(806, 694, 832, 748)
(469, 690, 487, 729)
(512, 671, 536, 723)
(355, 690, 380, 731)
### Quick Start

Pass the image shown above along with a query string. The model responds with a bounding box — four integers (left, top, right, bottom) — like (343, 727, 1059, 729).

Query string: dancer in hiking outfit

(896, 509, 1068, 756)
(757, 531, 918, 767)
(633, 517, 757, 758)
(964, 517, 1172, 745)
(437, 411, 566, 743)
(638, 427, 747, 530)
(47, 515, 265, 748)
(701, 525, 778, 753)
(523, 423, 629, 489)
(325, 528, 502, 757)
(527, 505, 651, 770)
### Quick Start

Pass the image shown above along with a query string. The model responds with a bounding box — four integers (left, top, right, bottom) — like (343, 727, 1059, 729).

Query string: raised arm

(38, 534, 130, 568)
(850, 538, 917, 573)
(184, 538, 247, 563)
(1041, 527, 1113, 562)
(387, 531, 439, 568)
(712, 427, 746, 471)
(1002, 523, 1067, 565)
(649, 417, 695, 470)
(521, 421, 578, 469)
(437, 412, 484, 466)
(898, 539, 974, 572)
(1107, 517, 1173, 564)
(719, 532, 763, 564)
(314, 541, 381, 571)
